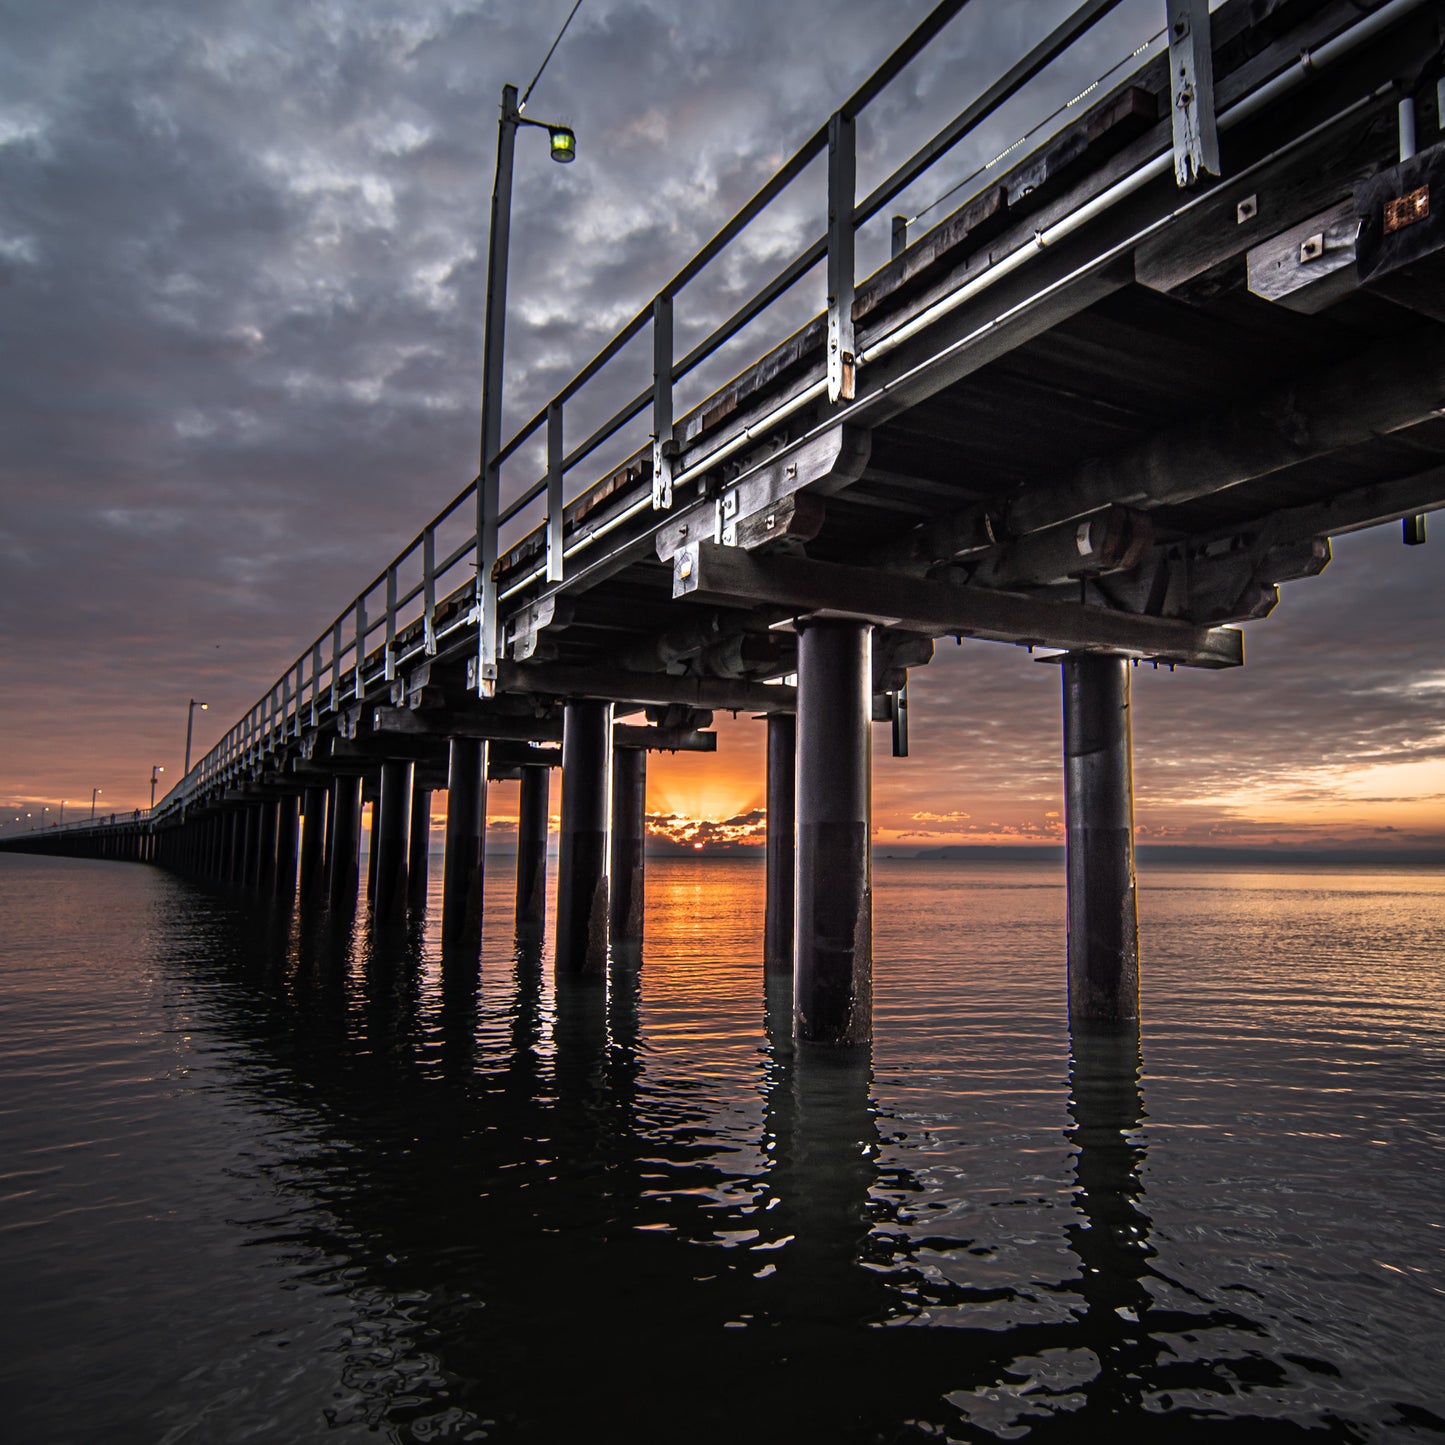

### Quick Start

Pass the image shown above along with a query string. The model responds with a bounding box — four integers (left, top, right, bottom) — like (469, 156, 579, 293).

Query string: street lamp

(59, 800, 66, 827)
(476, 82, 579, 694)
(91, 787, 102, 821)
(184, 699, 208, 776)
(150, 765, 164, 811)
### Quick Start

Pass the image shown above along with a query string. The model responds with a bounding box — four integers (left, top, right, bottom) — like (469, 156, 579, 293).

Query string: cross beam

(673, 541, 1242, 668)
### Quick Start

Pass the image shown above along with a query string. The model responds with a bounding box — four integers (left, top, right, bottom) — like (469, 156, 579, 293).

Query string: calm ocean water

(1, 851, 1442, 1443)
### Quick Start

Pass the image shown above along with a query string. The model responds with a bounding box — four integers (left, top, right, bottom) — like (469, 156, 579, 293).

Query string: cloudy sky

(3, 0, 1442, 849)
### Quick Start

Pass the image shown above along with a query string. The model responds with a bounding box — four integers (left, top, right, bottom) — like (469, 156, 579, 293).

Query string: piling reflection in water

(10, 856, 1442, 1442)
(170, 888, 1298, 1439)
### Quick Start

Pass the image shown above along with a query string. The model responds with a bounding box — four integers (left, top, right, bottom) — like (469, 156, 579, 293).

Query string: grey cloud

(3, 0, 1439, 836)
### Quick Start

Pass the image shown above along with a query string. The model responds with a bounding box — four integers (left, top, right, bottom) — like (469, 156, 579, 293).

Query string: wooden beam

(674, 541, 1241, 668)
(495, 661, 797, 712)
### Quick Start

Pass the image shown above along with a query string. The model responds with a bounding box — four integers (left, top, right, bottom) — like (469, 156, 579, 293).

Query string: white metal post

(652, 293, 675, 509)
(827, 110, 857, 404)
(547, 400, 565, 581)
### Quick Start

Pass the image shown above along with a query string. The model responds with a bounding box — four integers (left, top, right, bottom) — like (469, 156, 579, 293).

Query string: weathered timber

(1135, 91, 1395, 294)
(1006, 326, 1445, 536)
(368, 704, 718, 752)
(496, 661, 798, 712)
(674, 541, 1243, 667)
(655, 427, 870, 562)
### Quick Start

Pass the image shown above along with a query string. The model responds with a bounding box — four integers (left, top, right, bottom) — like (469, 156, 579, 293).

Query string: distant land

(419, 841, 1445, 865)
(877, 844, 1445, 866)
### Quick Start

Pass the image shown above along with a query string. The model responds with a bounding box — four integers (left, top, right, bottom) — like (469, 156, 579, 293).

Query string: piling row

(5, 645, 1140, 1042)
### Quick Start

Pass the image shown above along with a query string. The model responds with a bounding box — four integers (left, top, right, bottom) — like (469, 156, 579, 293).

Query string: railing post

(1168, 0, 1219, 187)
(651, 293, 675, 509)
(354, 595, 367, 700)
(547, 400, 565, 582)
(826, 109, 856, 404)
(310, 642, 322, 727)
(385, 564, 397, 681)
(330, 621, 343, 715)
(423, 529, 438, 654)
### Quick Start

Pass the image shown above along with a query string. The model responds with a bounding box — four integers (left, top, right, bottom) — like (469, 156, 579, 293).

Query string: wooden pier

(10, 0, 1445, 1041)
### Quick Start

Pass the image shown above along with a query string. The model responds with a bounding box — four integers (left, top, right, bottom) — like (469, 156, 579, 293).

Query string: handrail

(168, 0, 1384, 818)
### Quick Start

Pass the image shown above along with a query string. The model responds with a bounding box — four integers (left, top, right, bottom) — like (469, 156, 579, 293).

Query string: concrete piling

(556, 700, 612, 975)
(765, 713, 796, 973)
(515, 764, 550, 933)
(443, 738, 486, 955)
(609, 746, 646, 956)
(794, 620, 872, 1046)
(1062, 653, 1139, 1024)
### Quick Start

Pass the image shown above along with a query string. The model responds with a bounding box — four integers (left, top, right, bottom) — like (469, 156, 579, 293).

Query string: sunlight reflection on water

(1, 852, 1442, 1442)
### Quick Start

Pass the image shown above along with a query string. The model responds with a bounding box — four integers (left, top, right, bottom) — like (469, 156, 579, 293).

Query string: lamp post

(184, 699, 208, 776)
(150, 766, 164, 812)
(476, 84, 577, 697)
(91, 787, 102, 820)
(59, 800, 65, 827)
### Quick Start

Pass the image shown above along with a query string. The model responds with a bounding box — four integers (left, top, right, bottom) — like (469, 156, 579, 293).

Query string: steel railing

(156, 0, 1412, 821)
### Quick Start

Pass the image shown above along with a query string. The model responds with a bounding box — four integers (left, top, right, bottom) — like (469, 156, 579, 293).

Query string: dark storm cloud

(879, 527, 1445, 842)
(3, 0, 1439, 838)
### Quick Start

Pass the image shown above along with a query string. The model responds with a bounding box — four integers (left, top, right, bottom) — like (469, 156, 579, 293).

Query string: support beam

(497, 661, 797, 714)
(516, 764, 550, 933)
(258, 799, 278, 895)
(676, 540, 1242, 668)
(276, 794, 299, 901)
(329, 774, 363, 907)
(556, 700, 613, 976)
(225, 810, 242, 885)
(609, 747, 646, 957)
(300, 786, 328, 898)
(1007, 327, 1445, 537)
(794, 620, 871, 1045)
(408, 785, 432, 914)
(373, 759, 414, 924)
(765, 713, 796, 972)
(365, 799, 380, 902)
(371, 705, 722, 752)
(1062, 653, 1139, 1024)
(443, 737, 487, 955)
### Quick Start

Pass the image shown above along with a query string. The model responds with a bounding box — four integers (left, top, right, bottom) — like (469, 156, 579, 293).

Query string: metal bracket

(827, 110, 857, 403)
(1168, 0, 1219, 188)
(509, 594, 561, 662)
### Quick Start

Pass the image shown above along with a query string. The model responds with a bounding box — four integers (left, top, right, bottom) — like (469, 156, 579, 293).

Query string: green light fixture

(548, 125, 577, 164)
